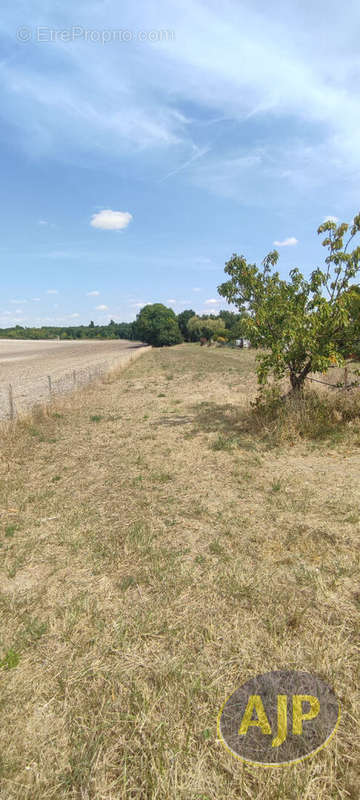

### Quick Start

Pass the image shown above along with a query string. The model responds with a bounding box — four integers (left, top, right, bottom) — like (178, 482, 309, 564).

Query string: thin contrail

(159, 145, 211, 182)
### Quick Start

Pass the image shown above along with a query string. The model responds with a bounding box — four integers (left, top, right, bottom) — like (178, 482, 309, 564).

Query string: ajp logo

(217, 670, 340, 766)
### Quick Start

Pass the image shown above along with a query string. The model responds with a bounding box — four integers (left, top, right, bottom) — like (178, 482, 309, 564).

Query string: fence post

(8, 384, 15, 420)
(48, 375, 52, 400)
(344, 365, 348, 390)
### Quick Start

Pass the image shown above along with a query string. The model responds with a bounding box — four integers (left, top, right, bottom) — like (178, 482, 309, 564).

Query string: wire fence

(0, 345, 150, 421)
(305, 362, 360, 392)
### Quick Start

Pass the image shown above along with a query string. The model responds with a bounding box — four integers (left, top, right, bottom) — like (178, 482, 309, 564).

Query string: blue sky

(0, 0, 359, 327)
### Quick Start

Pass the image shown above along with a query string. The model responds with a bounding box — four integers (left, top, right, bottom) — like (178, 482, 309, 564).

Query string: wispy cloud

(205, 298, 220, 304)
(44, 251, 80, 259)
(96, 304, 108, 310)
(46, 289, 59, 294)
(91, 210, 133, 230)
(86, 290, 100, 296)
(1, 1, 359, 199)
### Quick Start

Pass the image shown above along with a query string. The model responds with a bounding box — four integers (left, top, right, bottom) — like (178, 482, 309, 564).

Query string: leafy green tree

(135, 304, 182, 347)
(342, 285, 360, 357)
(177, 309, 196, 341)
(219, 309, 250, 340)
(187, 315, 227, 342)
(115, 322, 136, 340)
(218, 213, 360, 393)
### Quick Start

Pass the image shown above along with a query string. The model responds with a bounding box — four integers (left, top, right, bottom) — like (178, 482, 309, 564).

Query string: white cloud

(70, 313, 80, 318)
(192, 287, 201, 292)
(90, 210, 133, 230)
(86, 290, 100, 296)
(38, 219, 48, 225)
(205, 298, 220, 304)
(167, 298, 176, 304)
(32, 298, 41, 302)
(10, 298, 27, 303)
(46, 289, 58, 294)
(273, 237, 298, 247)
(15, 309, 23, 314)
(323, 215, 339, 223)
(96, 304, 108, 311)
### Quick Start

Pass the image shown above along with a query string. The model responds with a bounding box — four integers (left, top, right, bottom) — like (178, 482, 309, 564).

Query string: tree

(219, 309, 250, 340)
(115, 322, 136, 340)
(187, 315, 227, 342)
(342, 285, 360, 358)
(177, 309, 196, 341)
(134, 304, 182, 347)
(218, 213, 360, 394)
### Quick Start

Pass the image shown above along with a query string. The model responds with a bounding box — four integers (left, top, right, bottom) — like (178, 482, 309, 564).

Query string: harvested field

(0, 344, 359, 799)
(0, 339, 146, 418)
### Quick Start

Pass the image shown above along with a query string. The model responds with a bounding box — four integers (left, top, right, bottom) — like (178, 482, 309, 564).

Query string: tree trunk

(289, 361, 312, 395)
(289, 372, 304, 393)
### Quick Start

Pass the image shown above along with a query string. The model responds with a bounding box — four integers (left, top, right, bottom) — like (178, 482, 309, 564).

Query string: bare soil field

(0, 344, 359, 799)
(0, 339, 145, 418)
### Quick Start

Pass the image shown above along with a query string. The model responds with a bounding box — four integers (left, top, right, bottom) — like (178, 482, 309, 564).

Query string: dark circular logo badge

(217, 670, 340, 766)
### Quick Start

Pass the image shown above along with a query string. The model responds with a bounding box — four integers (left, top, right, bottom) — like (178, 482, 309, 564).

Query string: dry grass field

(0, 344, 359, 799)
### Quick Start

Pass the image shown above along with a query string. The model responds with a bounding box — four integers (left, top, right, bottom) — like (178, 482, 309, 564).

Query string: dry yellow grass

(0, 344, 359, 799)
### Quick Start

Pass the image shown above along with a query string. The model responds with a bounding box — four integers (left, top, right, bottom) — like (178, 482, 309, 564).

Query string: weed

(152, 471, 173, 483)
(208, 539, 225, 557)
(120, 575, 137, 591)
(270, 479, 282, 492)
(0, 649, 20, 670)
(211, 434, 235, 451)
(5, 524, 17, 538)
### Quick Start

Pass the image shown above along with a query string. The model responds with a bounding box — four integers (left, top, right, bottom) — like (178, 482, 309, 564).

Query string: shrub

(245, 385, 360, 444)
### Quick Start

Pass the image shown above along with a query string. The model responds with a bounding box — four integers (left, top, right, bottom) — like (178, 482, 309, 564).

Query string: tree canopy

(177, 309, 196, 341)
(134, 304, 182, 347)
(187, 315, 227, 342)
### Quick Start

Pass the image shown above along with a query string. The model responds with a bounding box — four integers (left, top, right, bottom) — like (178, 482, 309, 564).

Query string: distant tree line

(0, 319, 137, 341)
(0, 306, 249, 346)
